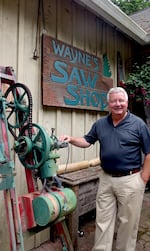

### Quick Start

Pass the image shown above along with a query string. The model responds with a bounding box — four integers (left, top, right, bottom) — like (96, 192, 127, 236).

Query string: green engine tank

(32, 188, 77, 226)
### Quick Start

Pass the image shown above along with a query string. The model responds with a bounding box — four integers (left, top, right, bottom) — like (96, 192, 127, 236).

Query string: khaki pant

(92, 170, 145, 251)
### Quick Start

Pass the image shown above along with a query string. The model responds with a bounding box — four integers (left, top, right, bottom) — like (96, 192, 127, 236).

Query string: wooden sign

(41, 35, 113, 111)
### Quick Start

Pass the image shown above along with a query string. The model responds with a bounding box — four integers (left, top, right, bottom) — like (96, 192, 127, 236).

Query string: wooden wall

(0, 0, 134, 249)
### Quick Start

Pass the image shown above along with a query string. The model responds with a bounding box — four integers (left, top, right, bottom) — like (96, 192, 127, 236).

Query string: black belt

(106, 168, 141, 177)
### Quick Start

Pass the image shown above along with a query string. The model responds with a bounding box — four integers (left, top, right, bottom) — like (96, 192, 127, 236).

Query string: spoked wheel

(15, 123, 50, 169)
(4, 83, 32, 139)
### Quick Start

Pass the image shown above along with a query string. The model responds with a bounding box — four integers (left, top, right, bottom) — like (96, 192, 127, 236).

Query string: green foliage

(111, 0, 150, 15)
(119, 57, 150, 105)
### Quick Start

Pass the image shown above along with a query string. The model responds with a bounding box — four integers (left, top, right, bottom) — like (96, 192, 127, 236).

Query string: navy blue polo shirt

(84, 111, 150, 174)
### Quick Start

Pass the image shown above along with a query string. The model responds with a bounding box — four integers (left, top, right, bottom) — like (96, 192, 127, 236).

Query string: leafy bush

(119, 57, 150, 106)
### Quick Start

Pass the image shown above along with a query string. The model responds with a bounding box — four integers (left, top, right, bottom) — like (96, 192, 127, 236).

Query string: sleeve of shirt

(84, 122, 98, 145)
(140, 123, 150, 154)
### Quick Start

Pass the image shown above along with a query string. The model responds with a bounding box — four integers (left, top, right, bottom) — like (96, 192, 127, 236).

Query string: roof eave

(75, 0, 149, 46)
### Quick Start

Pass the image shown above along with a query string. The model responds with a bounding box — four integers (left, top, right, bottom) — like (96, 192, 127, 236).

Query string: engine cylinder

(32, 188, 77, 226)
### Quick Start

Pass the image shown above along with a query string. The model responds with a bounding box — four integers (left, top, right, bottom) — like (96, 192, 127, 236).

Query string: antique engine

(0, 67, 76, 251)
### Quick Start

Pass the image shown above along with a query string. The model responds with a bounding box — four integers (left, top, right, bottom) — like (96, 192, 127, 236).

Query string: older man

(60, 87, 150, 251)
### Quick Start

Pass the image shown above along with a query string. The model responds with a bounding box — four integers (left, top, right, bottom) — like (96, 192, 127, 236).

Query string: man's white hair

(107, 87, 128, 102)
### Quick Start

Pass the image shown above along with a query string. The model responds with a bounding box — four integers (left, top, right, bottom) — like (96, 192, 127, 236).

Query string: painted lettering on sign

(51, 39, 99, 70)
(42, 35, 113, 111)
